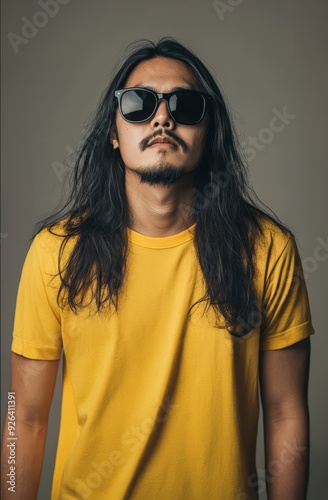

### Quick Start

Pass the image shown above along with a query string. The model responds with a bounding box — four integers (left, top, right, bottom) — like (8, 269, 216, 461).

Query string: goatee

(135, 165, 187, 186)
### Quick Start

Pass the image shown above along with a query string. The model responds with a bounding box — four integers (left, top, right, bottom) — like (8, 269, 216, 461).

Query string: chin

(135, 164, 188, 186)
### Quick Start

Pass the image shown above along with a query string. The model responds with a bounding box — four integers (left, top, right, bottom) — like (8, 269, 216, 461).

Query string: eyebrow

(131, 84, 195, 92)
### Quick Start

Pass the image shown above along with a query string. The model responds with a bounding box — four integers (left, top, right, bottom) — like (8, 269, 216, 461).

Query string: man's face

(111, 57, 210, 185)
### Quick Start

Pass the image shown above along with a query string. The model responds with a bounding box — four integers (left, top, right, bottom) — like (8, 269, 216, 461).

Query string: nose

(149, 98, 176, 130)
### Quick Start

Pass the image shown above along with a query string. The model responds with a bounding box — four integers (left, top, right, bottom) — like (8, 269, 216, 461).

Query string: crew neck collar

(127, 223, 196, 249)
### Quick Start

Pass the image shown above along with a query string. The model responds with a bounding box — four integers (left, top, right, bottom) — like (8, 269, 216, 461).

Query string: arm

(1, 353, 59, 500)
(259, 338, 311, 500)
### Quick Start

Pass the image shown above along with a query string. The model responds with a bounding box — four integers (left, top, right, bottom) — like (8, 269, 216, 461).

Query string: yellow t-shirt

(11, 218, 314, 499)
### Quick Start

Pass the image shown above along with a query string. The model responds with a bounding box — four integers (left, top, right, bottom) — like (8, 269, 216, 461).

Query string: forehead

(124, 57, 199, 91)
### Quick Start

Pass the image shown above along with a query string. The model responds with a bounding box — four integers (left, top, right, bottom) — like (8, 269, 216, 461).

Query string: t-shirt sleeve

(11, 231, 62, 360)
(260, 233, 315, 350)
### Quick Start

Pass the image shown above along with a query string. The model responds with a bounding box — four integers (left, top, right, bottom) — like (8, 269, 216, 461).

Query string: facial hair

(135, 163, 188, 187)
(133, 127, 190, 186)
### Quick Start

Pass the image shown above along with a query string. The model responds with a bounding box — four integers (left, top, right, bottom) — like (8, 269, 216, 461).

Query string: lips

(147, 136, 178, 147)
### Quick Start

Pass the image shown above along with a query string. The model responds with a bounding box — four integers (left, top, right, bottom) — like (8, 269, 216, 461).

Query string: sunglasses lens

(120, 90, 156, 122)
(119, 89, 207, 124)
(170, 91, 205, 125)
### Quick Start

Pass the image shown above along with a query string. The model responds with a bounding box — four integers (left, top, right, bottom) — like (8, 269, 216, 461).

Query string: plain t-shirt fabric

(11, 218, 314, 499)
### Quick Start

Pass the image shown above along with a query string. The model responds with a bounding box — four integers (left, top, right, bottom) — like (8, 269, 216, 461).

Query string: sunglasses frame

(114, 87, 211, 125)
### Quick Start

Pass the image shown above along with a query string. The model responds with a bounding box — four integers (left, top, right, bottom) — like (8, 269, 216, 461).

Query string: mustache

(139, 128, 188, 153)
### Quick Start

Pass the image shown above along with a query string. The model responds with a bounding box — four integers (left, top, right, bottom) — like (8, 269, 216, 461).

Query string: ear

(110, 129, 119, 149)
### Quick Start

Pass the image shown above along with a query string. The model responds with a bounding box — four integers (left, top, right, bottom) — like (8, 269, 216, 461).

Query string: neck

(125, 169, 196, 237)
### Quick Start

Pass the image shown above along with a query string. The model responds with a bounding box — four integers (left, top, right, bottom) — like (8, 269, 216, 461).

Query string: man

(1, 37, 314, 499)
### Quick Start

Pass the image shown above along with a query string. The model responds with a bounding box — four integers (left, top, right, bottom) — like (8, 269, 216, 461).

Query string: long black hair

(35, 37, 291, 335)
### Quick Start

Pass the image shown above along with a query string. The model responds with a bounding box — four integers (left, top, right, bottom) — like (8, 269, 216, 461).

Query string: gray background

(1, 0, 327, 498)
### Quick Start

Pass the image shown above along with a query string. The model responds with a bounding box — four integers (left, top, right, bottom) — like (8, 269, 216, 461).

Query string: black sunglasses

(114, 87, 211, 125)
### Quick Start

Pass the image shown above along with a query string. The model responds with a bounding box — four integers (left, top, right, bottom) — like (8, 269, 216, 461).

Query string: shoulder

(32, 217, 77, 264)
(253, 213, 299, 280)
(257, 214, 293, 254)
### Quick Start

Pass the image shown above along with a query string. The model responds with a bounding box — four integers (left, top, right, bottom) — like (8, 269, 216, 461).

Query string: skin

(1, 57, 311, 499)
(259, 338, 311, 499)
(1, 354, 59, 499)
(110, 56, 210, 237)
